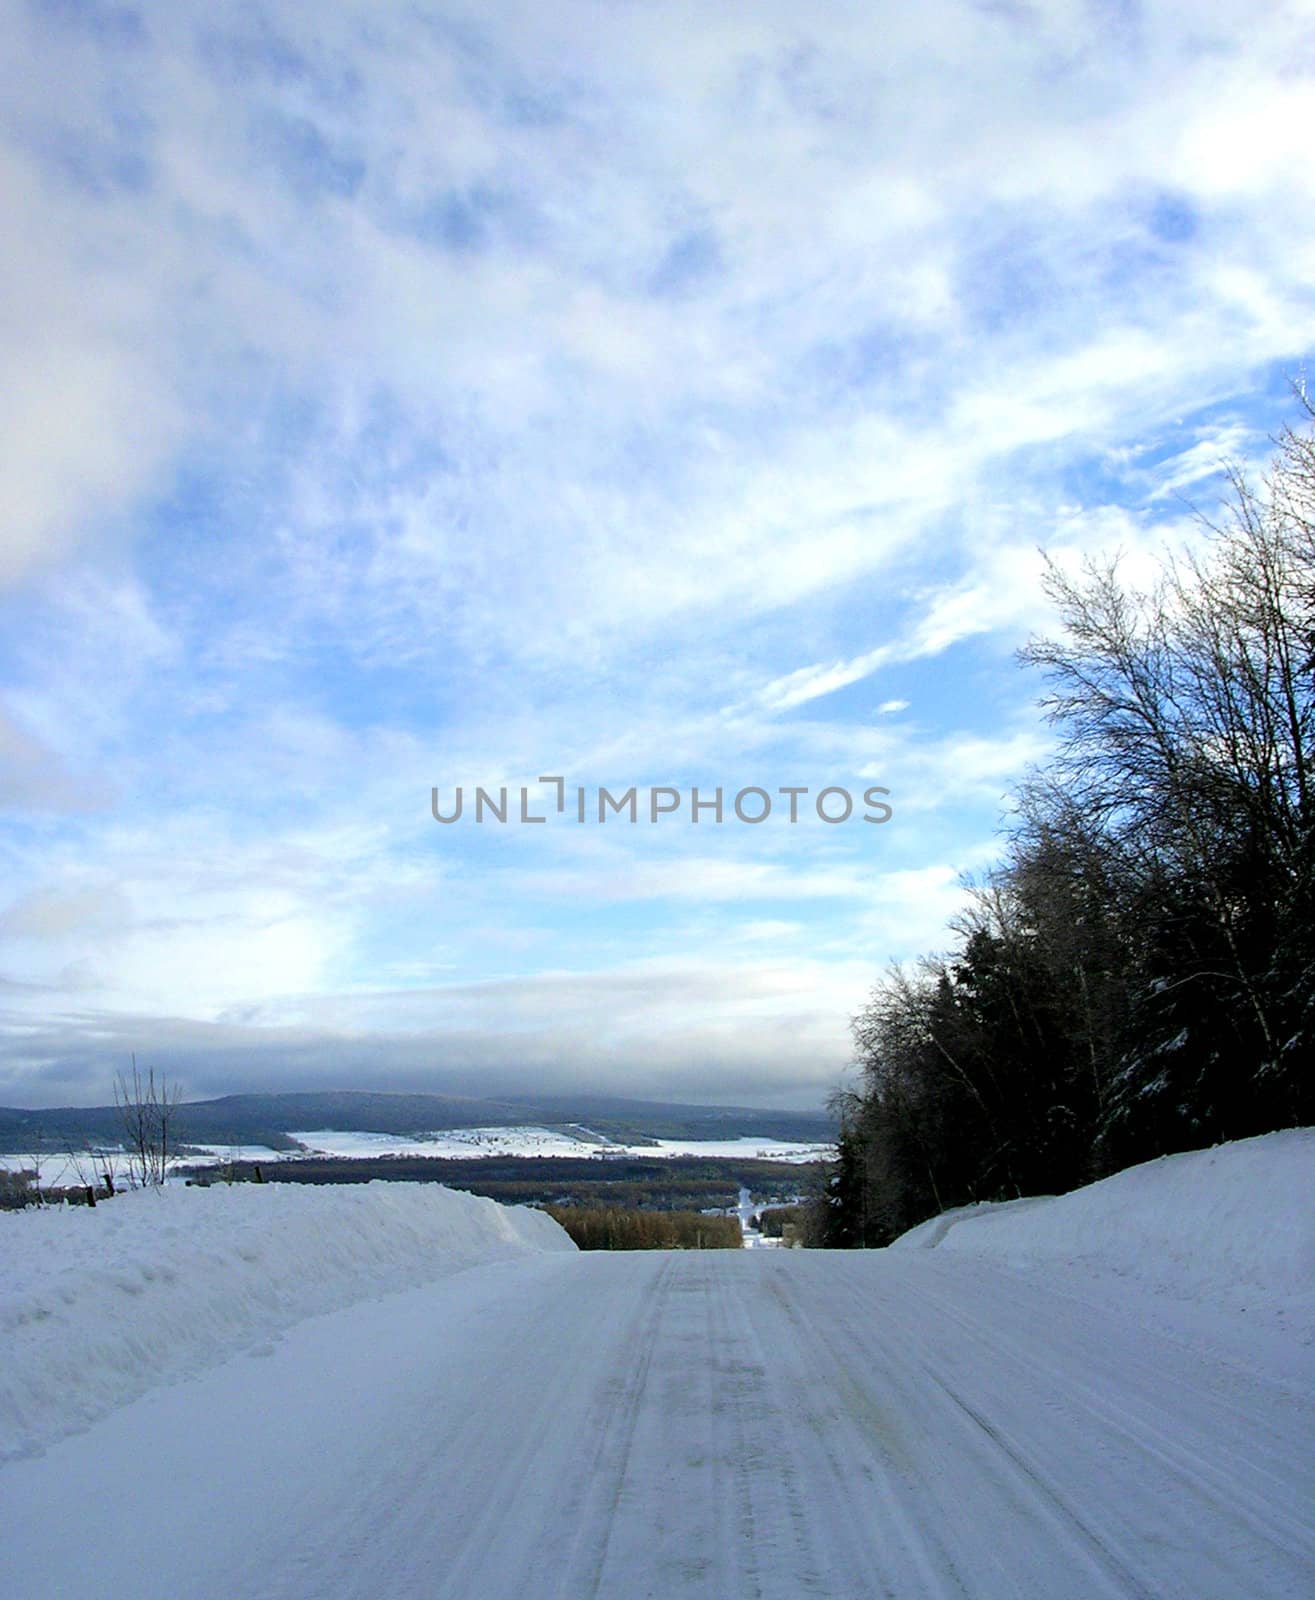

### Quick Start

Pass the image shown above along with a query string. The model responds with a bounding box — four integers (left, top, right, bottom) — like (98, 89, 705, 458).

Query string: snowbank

(1, 1181, 573, 1461)
(891, 1128, 1314, 1329)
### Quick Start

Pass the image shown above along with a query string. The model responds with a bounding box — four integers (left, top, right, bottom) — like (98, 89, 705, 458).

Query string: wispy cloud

(1, 0, 1312, 1106)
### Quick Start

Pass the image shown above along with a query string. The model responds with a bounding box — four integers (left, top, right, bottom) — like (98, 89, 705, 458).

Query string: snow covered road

(2, 1246, 1311, 1600)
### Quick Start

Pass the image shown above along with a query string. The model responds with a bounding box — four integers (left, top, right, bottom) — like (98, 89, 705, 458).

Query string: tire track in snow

(2, 1247, 1310, 1600)
(925, 1372, 1160, 1600)
(905, 1257, 1315, 1583)
(810, 1253, 1314, 1599)
(762, 1258, 999, 1600)
(776, 1256, 1201, 1599)
(550, 1254, 677, 1600)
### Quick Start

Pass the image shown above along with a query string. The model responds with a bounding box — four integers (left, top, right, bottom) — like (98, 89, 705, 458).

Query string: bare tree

(62, 1138, 124, 1204)
(114, 1057, 182, 1188)
(62, 1139, 100, 1204)
(1016, 415, 1315, 1149)
(26, 1126, 48, 1205)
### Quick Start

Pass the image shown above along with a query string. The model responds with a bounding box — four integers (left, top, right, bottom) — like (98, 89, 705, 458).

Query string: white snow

(0, 1179, 573, 1462)
(281, 1126, 833, 1163)
(287, 1124, 601, 1159)
(0, 1124, 835, 1172)
(0, 1148, 126, 1180)
(1, 1129, 1310, 1599)
(645, 1136, 832, 1162)
(891, 1127, 1315, 1338)
(176, 1142, 291, 1165)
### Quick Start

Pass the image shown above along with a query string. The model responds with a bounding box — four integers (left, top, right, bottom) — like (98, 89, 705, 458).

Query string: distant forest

(822, 412, 1315, 1246)
(544, 1207, 743, 1249)
(197, 1153, 814, 1214)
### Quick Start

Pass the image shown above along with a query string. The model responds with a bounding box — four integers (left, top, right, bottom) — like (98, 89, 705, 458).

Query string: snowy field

(0, 1147, 129, 1179)
(282, 1126, 833, 1163)
(1, 1130, 1310, 1599)
(0, 1125, 834, 1174)
(289, 1124, 612, 1159)
(642, 1136, 830, 1162)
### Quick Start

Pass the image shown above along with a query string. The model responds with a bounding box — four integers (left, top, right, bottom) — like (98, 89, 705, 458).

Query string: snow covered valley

(1, 1131, 1311, 1599)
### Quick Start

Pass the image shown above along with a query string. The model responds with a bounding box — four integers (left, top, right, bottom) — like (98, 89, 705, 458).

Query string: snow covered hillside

(1, 1181, 573, 1461)
(891, 1127, 1315, 1338)
(279, 1126, 832, 1163)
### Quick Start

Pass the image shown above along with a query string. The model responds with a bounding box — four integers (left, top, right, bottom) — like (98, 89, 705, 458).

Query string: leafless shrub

(114, 1057, 182, 1188)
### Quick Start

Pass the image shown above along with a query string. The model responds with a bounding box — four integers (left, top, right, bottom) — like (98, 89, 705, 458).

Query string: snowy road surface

(2, 1248, 1311, 1600)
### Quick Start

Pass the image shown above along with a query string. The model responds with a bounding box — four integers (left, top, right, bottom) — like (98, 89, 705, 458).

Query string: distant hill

(499, 1093, 835, 1143)
(0, 1089, 836, 1154)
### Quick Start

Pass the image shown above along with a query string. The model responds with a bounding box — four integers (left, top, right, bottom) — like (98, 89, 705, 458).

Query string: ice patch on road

(0, 1181, 573, 1461)
(891, 1128, 1315, 1334)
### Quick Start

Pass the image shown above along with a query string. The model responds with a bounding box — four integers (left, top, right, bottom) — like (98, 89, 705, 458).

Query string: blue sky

(1, 0, 1313, 1109)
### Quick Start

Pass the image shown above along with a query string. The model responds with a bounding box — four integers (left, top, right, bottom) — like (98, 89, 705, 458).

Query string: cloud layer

(1, 0, 1312, 1107)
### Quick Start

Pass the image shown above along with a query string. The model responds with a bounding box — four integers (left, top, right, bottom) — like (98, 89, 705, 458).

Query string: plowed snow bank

(1, 1181, 573, 1460)
(891, 1128, 1314, 1332)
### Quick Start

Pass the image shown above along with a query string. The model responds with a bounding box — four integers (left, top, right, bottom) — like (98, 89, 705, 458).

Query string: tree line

(543, 1206, 743, 1249)
(822, 411, 1315, 1246)
(205, 1153, 811, 1212)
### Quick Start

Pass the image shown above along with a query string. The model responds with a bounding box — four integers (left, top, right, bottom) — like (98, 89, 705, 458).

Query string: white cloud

(0, 709, 97, 813)
(2, 0, 1314, 1107)
(753, 648, 894, 714)
(0, 150, 183, 587)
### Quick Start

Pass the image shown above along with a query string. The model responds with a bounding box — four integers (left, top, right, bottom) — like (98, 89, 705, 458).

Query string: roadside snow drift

(891, 1128, 1314, 1330)
(1, 1181, 573, 1461)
